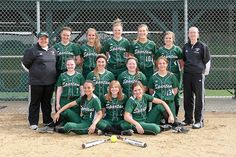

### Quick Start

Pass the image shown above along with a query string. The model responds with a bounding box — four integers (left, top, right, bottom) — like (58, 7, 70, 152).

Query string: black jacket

(183, 40, 211, 74)
(22, 43, 57, 85)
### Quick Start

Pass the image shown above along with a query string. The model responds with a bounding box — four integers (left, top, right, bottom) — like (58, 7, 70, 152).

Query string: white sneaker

(192, 122, 204, 129)
(30, 125, 38, 130)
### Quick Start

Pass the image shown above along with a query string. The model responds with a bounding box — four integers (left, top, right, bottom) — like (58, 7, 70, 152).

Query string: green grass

(205, 90, 233, 96)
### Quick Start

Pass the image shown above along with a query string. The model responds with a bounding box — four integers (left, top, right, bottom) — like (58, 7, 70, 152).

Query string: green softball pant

(146, 103, 176, 125)
(64, 120, 92, 135)
(60, 106, 82, 125)
(96, 119, 128, 130)
(121, 120, 160, 135)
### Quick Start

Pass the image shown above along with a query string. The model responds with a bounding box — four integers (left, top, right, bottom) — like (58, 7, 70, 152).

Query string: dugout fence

(0, 0, 236, 101)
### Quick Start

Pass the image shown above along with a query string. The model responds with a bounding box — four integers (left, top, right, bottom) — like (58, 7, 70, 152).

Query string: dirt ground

(0, 111, 236, 157)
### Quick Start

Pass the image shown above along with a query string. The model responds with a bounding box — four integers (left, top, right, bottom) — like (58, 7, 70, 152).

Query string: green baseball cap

(37, 32, 49, 38)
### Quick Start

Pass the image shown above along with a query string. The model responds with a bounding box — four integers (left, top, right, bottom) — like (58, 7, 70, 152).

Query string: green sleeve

(140, 72, 147, 86)
(176, 46, 184, 59)
(75, 97, 81, 105)
(101, 40, 109, 54)
(79, 73, 85, 85)
(129, 42, 135, 54)
(100, 96, 106, 108)
(117, 72, 124, 84)
(86, 71, 94, 80)
(72, 43, 80, 56)
(172, 74, 179, 88)
(125, 98, 135, 113)
(56, 74, 63, 87)
(148, 75, 155, 89)
(144, 93, 154, 102)
(125, 39, 131, 52)
(93, 97, 102, 112)
(155, 47, 162, 60)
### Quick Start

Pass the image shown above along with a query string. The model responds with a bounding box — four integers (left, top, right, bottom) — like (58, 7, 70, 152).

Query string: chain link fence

(0, 0, 236, 102)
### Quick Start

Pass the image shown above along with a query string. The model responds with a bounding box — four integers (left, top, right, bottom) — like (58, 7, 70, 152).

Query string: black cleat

(172, 126, 189, 133)
(160, 124, 172, 131)
(121, 129, 134, 136)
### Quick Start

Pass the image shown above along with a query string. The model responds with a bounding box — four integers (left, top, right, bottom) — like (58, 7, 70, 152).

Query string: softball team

(25, 24, 210, 135)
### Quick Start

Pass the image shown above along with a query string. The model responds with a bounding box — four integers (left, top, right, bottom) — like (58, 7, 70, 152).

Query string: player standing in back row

(129, 24, 157, 80)
(54, 27, 80, 78)
(101, 18, 130, 79)
(77, 28, 101, 78)
(155, 31, 183, 116)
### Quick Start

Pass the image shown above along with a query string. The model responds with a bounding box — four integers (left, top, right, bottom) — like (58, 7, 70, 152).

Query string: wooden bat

(117, 136, 147, 148)
(82, 138, 110, 149)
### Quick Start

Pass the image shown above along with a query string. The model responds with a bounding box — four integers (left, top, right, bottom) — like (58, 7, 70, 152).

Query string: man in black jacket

(22, 32, 57, 131)
(182, 27, 211, 129)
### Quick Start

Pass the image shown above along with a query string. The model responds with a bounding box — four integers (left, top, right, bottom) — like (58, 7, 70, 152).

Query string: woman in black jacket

(22, 32, 57, 130)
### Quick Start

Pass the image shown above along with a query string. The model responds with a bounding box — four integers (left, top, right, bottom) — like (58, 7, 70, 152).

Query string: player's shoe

(180, 120, 193, 126)
(160, 124, 172, 131)
(38, 126, 54, 133)
(30, 125, 38, 130)
(192, 122, 204, 129)
(172, 126, 189, 133)
(121, 129, 134, 136)
(97, 129, 105, 136)
(54, 126, 66, 133)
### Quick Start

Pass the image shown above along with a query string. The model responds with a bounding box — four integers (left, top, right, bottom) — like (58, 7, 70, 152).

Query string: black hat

(37, 32, 49, 38)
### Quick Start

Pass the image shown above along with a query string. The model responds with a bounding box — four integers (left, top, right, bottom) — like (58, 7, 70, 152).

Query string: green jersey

(155, 45, 183, 73)
(117, 70, 147, 98)
(79, 43, 98, 70)
(148, 72, 178, 101)
(129, 40, 156, 69)
(75, 94, 102, 121)
(125, 94, 154, 122)
(101, 94, 127, 122)
(86, 70, 115, 99)
(54, 42, 80, 72)
(102, 37, 130, 69)
(56, 72, 85, 98)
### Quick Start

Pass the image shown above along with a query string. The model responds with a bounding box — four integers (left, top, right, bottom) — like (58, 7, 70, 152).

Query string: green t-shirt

(125, 94, 154, 122)
(75, 94, 102, 121)
(117, 70, 147, 98)
(79, 43, 98, 70)
(101, 94, 127, 122)
(86, 70, 115, 99)
(101, 37, 130, 68)
(54, 42, 80, 71)
(155, 45, 183, 73)
(129, 40, 156, 69)
(56, 72, 85, 98)
(148, 72, 178, 101)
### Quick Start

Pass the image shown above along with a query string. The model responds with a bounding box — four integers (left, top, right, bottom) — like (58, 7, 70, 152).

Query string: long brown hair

(86, 28, 101, 53)
(105, 80, 124, 101)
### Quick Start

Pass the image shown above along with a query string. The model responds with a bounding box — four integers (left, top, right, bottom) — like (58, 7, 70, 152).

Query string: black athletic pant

(28, 84, 54, 125)
(183, 73, 205, 123)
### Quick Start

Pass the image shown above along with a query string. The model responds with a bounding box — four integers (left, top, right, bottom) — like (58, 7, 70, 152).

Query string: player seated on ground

(52, 80, 103, 135)
(122, 81, 175, 135)
(96, 80, 134, 136)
